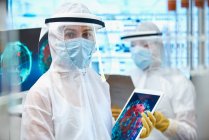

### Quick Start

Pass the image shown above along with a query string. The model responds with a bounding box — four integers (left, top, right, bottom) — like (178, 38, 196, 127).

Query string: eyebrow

(82, 29, 93, 32)
(64, 28, 93, 32)
(64, 28, 76, 32)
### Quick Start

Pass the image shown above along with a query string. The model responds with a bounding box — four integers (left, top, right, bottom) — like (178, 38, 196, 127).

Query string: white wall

(0, 93, 26, 140)
(191, 71, 209, 139)
(0, 104, 9, 140)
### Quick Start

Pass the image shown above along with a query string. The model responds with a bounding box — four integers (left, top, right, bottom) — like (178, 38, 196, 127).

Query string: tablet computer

(112, 88, 163, 140)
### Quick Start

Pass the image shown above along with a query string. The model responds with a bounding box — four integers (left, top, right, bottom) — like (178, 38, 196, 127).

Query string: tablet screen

(112, 91, 161, 140)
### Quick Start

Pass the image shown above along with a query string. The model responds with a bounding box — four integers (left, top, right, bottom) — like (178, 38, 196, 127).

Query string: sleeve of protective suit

(21, 89, 55, 140)
(164, 76, 197, 140)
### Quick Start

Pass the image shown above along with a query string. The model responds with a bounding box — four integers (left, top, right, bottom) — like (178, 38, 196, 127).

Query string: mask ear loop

(93, 27, 106, 81)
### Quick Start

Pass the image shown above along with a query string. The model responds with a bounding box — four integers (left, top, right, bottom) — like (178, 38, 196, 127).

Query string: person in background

(21, 3, 153, 140)
(121, 22, 197, 140)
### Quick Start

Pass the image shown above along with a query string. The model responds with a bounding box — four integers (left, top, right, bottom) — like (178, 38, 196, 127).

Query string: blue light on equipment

(1, 41, 32, 85)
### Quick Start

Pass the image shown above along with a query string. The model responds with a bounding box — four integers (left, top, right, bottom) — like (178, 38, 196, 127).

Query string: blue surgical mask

(131, 47, 152, 70)
(65, 38, 96, 69)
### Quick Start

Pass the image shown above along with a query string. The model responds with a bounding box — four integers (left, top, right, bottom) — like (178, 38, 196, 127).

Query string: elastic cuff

(163, 119, 178, 137)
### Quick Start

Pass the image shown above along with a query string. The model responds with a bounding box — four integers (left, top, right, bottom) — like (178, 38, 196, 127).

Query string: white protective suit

(123, 22, 197, 140)
(21, 3, 112, 140)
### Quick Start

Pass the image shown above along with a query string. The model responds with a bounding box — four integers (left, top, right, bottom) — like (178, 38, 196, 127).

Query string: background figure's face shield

(121, 31, 164, 69)
(130, 40, 149, 49)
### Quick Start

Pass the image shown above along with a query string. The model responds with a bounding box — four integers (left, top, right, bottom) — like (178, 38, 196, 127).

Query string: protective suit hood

(40, 2, 104, 72)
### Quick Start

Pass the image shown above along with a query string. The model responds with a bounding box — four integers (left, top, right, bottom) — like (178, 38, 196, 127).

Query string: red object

(195, 0, 204, 8)
(168, 0, 176, 11)
(119, 104, 145, 136)
(208, 0, 209, 7)
(181, 0, 189, 8)
(17, 52, 21, 57)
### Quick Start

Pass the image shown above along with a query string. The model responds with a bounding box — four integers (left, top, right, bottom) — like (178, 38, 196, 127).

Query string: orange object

(111, 106, 122, 120)
(195, 0, 204, 8)
(181, 0, 189, 8)
(168, 0, 176, 11)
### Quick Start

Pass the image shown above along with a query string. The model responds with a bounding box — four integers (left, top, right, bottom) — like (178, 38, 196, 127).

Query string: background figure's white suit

(21, 3, 112, 140)
(126, 22, 197, 140)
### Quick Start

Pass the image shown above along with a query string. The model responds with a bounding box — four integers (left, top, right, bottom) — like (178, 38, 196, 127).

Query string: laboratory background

(0, 0, 209, 139)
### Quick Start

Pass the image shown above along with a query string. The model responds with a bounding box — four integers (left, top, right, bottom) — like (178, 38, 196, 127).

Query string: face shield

(121, 30, 164, 69)
(39, 13, 107, 80)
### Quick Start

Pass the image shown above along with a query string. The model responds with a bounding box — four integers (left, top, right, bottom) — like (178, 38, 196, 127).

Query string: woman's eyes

(64, 31, 94, 39)
(65, 32, 76, 39)
(82, 32, 93, 39)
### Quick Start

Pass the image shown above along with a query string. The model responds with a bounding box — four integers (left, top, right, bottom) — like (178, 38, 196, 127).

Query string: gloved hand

(140, 112, 156, 139)
(111, 106, 122, 120)
(153, 111, 170, 132)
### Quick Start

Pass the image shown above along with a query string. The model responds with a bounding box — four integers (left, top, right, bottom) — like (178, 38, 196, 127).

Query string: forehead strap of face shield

(121, 32, 162, 40)
(45, 17, 105, 28)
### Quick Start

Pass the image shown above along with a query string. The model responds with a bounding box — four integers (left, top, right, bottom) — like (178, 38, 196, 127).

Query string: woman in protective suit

(21, 3, 153, 140)
(121, 22, 197, 140)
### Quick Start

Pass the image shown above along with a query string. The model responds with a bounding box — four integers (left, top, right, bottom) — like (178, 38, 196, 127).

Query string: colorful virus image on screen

(112, 92, 160, 140)
(38, 32, 52, 74)
(0, 41, 32, 85)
